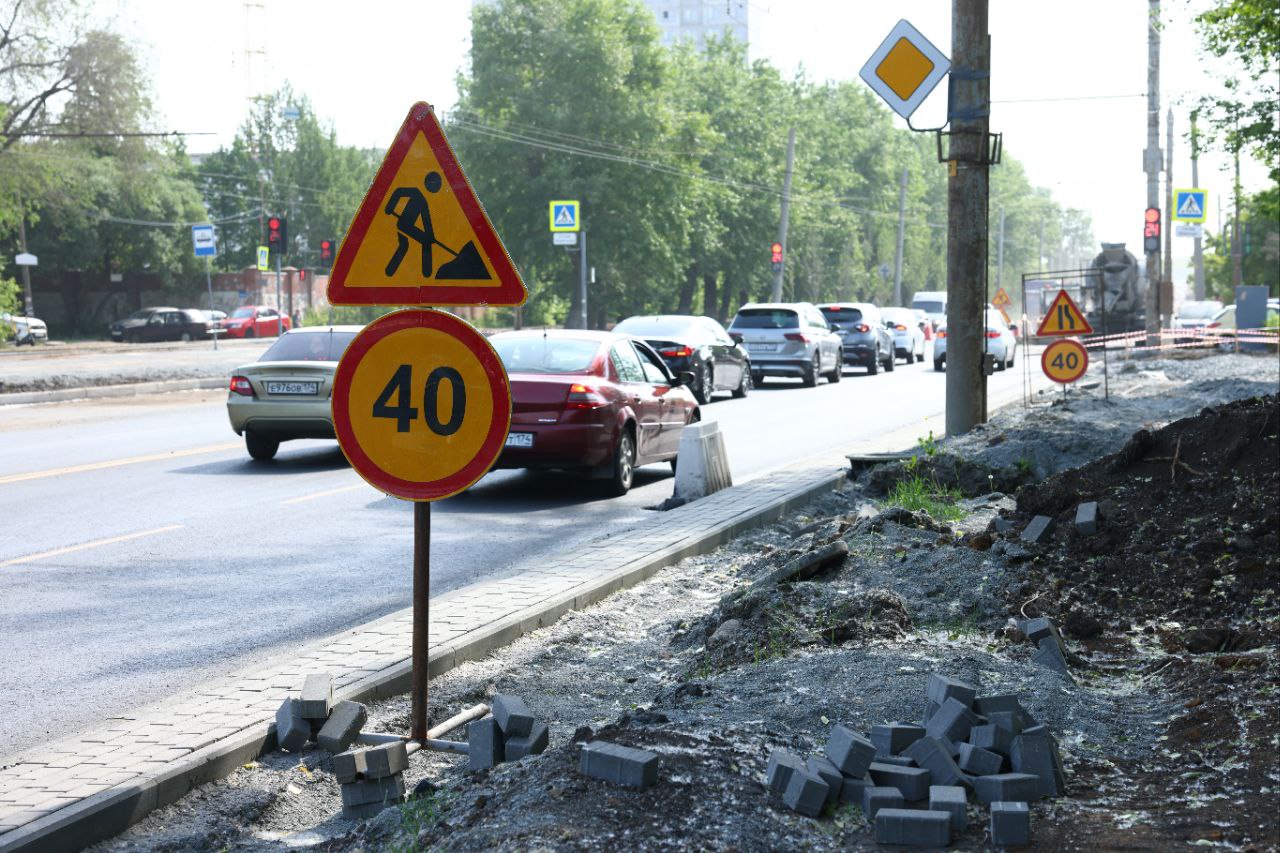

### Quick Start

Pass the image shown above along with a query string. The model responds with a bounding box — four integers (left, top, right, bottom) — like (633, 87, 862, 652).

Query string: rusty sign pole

(411, 501, 431, 744)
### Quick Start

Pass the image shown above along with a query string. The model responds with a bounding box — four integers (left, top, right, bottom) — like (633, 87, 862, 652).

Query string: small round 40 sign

(333, 309, 511, 500)
(1041, 338, 1089, 384)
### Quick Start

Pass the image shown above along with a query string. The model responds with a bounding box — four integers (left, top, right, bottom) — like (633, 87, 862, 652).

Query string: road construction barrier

(674, 420, 733, 502)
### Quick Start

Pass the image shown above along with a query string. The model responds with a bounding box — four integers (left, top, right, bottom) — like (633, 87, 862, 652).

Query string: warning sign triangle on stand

(1035, 289, 1094, 337)
(328, 102, 527, 307)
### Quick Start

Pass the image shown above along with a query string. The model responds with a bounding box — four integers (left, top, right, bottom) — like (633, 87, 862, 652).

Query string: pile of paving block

(766, 673, 1064, 847)
(1021, 616, 1072, 679)
(466, 694, 550, 770)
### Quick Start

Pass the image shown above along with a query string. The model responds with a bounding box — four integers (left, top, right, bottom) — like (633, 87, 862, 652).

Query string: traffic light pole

(771, 127, 796, 302)
(275, 251, 283, 329)
(579, 230, 588, 329)
(1144, 0, 1161, 346)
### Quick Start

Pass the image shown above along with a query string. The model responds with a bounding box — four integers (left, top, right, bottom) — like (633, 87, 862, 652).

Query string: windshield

(914, 300, 945, 315)
(613, 316, 697, 338)
(492, 336, 600, 374)
(732, 309, 798, 329)
(1178, 301, 1222, 319)
(258, 330, 357, 362)
(126, 310, 151, 321)
(231, 307, 256, 319)
(820, 306, 864, 327)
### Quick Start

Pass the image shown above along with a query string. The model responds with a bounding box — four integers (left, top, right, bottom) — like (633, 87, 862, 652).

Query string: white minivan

(911, 291, 947, 331)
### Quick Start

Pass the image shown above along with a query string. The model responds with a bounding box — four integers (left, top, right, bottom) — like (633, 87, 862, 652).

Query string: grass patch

(884, 475, 966, 521)
(390, 789, 450, 852)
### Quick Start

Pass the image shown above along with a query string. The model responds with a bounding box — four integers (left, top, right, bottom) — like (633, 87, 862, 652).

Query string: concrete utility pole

(16, 190, 34, 316)
(771, 126, 796, 303)
(1232, 141, 1242, 289)
(1163, 108, 1174, 323)
(944, 0, 991, 436)
(579, 230, 589, 329)
(996, 206, 1005, 289)
(1144, 0, 1162, 344)
(893, 167, 908, 306)
(1191, 110, 1205, 299)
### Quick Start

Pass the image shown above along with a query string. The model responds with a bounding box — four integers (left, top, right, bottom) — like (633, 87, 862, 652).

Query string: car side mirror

(675, 371, 696, 387)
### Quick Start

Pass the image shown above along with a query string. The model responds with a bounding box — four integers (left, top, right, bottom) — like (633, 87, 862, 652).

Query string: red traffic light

(266, 215, 287, 247)
(1144, 207, 1160, 223)
(268, 217, 281, 229)
(320, 239, 334, 261)
(298, 269, 306, 281)
(771, 242, 783, 254)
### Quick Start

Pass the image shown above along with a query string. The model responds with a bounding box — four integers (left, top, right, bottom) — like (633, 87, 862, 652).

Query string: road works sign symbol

(333, 310, 512, 501)
(1041, 338, 1088, 384)
(1035, 289, 1094, 337)
(328, 102, 528, 307)
(859, 19, 951, 119)
(1173, 188, 1207, 223)
(991, 287, 1012, 309)
(549, 200, 579, 232)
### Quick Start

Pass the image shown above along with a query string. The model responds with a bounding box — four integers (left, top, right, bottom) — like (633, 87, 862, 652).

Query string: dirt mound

(1005, 394, 1279, 638)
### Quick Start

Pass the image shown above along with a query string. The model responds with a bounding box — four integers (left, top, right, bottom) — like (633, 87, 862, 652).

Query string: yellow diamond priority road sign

(859, 19, 951, 119)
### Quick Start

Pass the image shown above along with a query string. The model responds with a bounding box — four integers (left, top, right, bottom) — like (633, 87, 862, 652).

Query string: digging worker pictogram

(382, 171, 491, 281)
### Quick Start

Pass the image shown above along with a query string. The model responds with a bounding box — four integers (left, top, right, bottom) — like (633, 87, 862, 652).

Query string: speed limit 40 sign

(332, 309, 511, 500)
(1041, 338, 1088, 384)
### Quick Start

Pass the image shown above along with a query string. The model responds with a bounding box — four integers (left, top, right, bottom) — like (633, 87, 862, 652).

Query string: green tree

(1200, 185, 1280, 300)
(0, 274, 18, 341)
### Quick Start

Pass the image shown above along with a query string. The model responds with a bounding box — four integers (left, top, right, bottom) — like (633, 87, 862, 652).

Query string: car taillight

(854, 324, 870, 333)
(1205, 321, 1220, 329)
(895, 324, 908, 331)
(784, 333, 811, 343)
(729, 332, 743, 343)
(229, 376, 254, 396)
(566, 383, 608, 409)
(937, 330, 947, 338)
(985, 330, 1001, 339)
(659, 346, 693, 358)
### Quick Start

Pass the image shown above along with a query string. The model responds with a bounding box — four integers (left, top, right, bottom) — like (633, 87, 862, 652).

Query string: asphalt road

(0, 346, 1046, 758)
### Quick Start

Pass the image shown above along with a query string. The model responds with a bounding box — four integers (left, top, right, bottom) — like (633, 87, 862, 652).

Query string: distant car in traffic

(728, 302, 843, 387)
(3, 313, 48, 345)
(489, 329, 700, 495)
(109, 307, 210, 343)
(911, 291, 947, 331)
(222, 305, 291, 339)
(1173, 300, 1224, 331)
(816, 302, 894, 375)
(226, 326, 361, 461)
(933, 309, 1018, 372)
(612, 314, 751, 404)
(881, 307, 927, 364)
(201, 309, 229, 326)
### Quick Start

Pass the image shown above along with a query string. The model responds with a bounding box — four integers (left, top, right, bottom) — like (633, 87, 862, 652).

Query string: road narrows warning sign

(328, 102, 527, 307)
(1035, 289, 1094, 337)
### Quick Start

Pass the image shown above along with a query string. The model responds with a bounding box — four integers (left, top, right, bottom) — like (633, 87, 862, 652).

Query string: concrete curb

(0, 466, 845, 853)
(0, 378, 227, 406)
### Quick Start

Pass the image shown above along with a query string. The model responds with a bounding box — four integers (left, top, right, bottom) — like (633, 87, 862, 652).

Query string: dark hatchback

(611, 314, 751, 404)
(817, 302, 895, 375)
(110, 307, 211, 343)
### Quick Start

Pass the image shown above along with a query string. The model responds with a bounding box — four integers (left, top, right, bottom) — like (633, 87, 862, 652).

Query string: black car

(817, 302, 896, 375)
(612, 314, 751, 404)
(110, 307, 211, 343)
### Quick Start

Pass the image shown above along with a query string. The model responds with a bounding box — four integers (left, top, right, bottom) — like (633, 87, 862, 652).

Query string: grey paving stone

(362, 741, 409, 779)
(924, 697, 980, 745)
(1011, 732, 1061, 797)
(984, 711, 1022, 737)
(299, 674, 333, 721)
(340, 773, 405, 808)
(468, 716, 505, 771)
(765, 750, 804, 794)
(957, 742, 1003, 777)
(491, 694, 534, 737)
(871, 722, 926, 756)
(969, 723, 1014, 758)
(806, 756, 842, 805)
(579, 741, 658, 789)
(783, 768, 829, 817)
(990, 800, 1031, 845)
(926, 673, 978, 709)
(993, 516, 1015, 533)
(921, 699, 941, 725)
(1032, 636, 1072, 676)
(505, 722, 549, 760)
(825, 726, 876, 779)
(929, 784, 968, 832)
(341, 800, 396, 821)
(874, 807, 952, 846)
(332, 748, 363, 784)
(1021, 514, 1055, 544)
(839, 775, 873, 805)
(868, 761, 932, 802)
(274, 698, 310, 753)
(317, 701, 367, 754)
(903, 737, 969, 789)
(873, 754, 917, 768)
(972, 772, 1041, 805)
(861, 785, 904, 820)
(1075, 501, 1099, 535)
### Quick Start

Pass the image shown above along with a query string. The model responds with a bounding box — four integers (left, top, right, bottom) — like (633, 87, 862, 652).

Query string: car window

(610, 342, 646, 383)
(164, 312, 182, 324)
(805, 308, 826, 329)
(913, 300, 945, 314)
(492, 336, 600, 374)
(820, 306, 864, 328)
(613, 316, 697, 339)
(259, 330, 358, 362)
(632, 342, 671, 384)
(731, 309, 798, 329)
(231, 307, 255, 319)
(261, 308, 277, 318)
(703, 319, 733, 345)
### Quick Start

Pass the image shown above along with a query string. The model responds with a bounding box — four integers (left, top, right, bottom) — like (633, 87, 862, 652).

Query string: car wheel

(604, 429, 636, 496)
(801, 352, 818, 387)
(995, 354, 1006, 371)
(245, 431, 279, 462)
(752, 372, 765, 387)
(884, 347, 895, 372)
(827, 351, 842, 382)
(732, 366, 751, 398)
(934, 358, 944, 372)
(180, 331, 192, 343)
(915, 346, 924, 363)
(245, 328, 255, 338)
(867, 354, 879, 375)
(695, 362, 713, 405)
(1007, 348, 1016, 368)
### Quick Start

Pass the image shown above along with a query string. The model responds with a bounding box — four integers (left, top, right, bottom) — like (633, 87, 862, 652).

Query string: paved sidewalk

(0, 461, 845, 852)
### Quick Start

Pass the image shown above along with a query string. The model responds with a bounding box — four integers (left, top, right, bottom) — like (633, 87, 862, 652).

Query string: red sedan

(222, 305, 292, 339)
(489, 330, 701, 495)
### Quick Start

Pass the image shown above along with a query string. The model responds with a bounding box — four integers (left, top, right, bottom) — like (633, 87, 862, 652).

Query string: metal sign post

(412, 501, 430, 742)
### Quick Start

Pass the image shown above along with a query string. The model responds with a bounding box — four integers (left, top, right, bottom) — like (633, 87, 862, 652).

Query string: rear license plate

(265, 381, 319, 395)
(505, 432, 534, 448)
(747, 342, 778, 352)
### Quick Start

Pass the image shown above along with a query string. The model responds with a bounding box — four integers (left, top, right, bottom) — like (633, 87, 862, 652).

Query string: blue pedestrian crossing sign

(1173, 188, 1207, 223)
(549, 200, 579, 233)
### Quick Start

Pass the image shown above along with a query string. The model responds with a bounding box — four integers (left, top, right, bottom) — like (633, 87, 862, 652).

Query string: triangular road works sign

(328, 102, 527, 307)
(1036, 289, 1094, 337)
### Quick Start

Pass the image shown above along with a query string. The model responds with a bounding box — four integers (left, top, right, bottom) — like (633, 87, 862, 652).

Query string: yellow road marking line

(0, 442, 242, 485)
(0, 524, 185, 568)
(281, 484, 367, 505)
